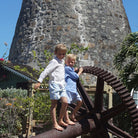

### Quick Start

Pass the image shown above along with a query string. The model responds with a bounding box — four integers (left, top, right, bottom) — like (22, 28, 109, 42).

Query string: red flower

(0, 58, 4, 61)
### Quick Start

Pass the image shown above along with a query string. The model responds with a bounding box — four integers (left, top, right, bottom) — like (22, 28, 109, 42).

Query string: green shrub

(33, 92, 51, 121)
(0, 88, 51, 137)
(0, 88, 28, 136)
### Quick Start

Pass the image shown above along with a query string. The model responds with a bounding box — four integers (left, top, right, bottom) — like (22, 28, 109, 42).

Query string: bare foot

(53, 125, 64, 131)
(70, 115, 77, 122)
(58, 121, 68, 127)
(65, 119, 75, 125)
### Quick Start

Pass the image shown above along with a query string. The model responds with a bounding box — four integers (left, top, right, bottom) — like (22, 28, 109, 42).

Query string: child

(64, 54, 83, 122)
(34, 44, 68, 131)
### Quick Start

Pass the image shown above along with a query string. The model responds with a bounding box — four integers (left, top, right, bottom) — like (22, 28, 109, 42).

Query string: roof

(0, 61, 38, 83)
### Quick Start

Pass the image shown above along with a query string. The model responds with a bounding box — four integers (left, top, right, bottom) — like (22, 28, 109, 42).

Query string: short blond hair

(55, 44, 67, 54)
(66, 54, 77, 61)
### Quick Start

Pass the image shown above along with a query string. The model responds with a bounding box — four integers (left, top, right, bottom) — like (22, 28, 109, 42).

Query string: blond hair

(66, 54, 77, 61)
(55, 44, 67, 54)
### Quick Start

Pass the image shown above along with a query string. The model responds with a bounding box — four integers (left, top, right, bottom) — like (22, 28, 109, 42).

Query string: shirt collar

(55, 56, 63, 63)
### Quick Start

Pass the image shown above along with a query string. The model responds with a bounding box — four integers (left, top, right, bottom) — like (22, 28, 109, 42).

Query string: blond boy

(34, 44, 68, 131)
(65, 54, 83, 122)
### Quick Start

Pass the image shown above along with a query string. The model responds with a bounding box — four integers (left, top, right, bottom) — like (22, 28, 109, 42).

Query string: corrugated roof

(3, 65, 37, 82)
(0, 62, 38, 83)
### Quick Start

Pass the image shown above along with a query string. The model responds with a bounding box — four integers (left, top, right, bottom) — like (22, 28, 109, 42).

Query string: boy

(65, 54, 83, 122)
(34, 44, 68, 131)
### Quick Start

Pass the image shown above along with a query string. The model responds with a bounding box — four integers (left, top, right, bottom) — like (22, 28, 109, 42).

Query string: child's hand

(74, 67, 78, 71)
(79, 67, 83, 72)
(78, 67, 83, 75)
(34, 82, 41, 89)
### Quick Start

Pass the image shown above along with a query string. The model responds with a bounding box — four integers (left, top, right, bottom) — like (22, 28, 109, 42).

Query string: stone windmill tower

(9, 0, 131, 85)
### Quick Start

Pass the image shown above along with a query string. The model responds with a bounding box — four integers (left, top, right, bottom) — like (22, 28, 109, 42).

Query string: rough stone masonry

(9, 0, 131, 85)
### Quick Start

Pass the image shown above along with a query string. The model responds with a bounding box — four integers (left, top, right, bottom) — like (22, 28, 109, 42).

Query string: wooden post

(104, 85, 113, 138)
(26, 82, 35, 138)
(94, 77, 104, 112)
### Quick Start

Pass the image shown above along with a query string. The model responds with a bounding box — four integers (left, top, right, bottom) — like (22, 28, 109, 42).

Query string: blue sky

(0, 0, 138, 59)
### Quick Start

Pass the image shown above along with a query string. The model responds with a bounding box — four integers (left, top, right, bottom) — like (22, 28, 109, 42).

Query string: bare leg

(70, 100, 82, 122)
(51, 100, 63, 131)
(64, 110, 75, 125)
(58, 97, 68, 127)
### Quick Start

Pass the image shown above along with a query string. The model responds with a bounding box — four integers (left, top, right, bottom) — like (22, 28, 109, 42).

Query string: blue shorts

(49, 82, 67, 100)
(66, 90, 82, 104)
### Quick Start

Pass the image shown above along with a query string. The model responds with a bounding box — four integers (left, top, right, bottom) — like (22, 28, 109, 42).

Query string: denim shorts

(66, 90, 82, 104)
(49, 82, 67, 100)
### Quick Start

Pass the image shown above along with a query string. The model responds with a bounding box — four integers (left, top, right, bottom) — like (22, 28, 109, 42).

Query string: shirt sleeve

(38, 59, 57, 83)
(65, 67, 79, 80)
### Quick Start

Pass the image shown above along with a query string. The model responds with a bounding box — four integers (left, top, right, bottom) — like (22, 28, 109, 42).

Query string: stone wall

(9, 0, 131, 85)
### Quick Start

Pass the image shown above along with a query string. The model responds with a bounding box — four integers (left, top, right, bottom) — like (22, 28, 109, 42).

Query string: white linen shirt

(38, 57, 65, 87)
